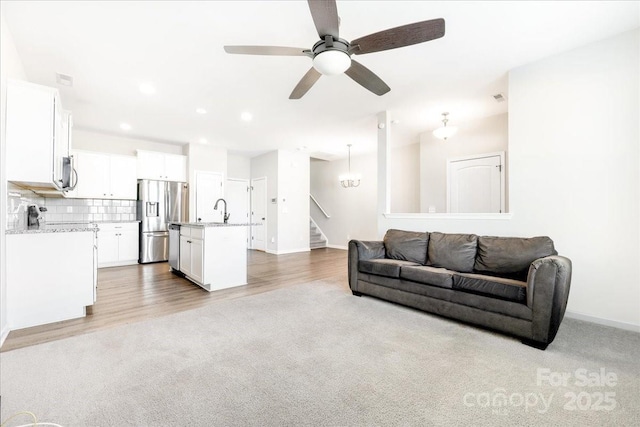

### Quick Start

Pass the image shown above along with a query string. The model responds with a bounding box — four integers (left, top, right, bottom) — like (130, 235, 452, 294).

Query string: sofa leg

(352, 291, 362, 297)
(522, 338, 549, 350)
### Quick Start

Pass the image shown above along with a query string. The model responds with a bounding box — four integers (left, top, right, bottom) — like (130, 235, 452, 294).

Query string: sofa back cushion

(383, 229, 429, 265)
(428, 232, 478, 273)
(474, 236, 557, 281)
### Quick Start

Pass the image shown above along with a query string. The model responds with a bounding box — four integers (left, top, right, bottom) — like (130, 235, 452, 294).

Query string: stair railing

(310, 194, 330, 218)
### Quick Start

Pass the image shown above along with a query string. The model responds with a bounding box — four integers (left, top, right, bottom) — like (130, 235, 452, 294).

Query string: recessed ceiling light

(139, 82, 156, 95)
(120, 123, 131, 131)
(196, 108, 207, 114)
(198, 138, 208, 145)
(240, 112, 253, 122)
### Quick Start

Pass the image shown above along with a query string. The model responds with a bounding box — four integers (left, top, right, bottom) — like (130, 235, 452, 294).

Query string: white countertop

(171, 222, 261, 228)
(5, 220, 140, 235)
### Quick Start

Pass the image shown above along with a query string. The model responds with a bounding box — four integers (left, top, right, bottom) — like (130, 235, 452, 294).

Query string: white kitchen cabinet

(177, 225, 246, 292)
(6, 231, 97, 329)
(69, 150, 137, 200)
(137, 150, 187, 182)
(97, 222, 139, 267)
(6, 80, 69, 190)
(179, 227, 204, 283)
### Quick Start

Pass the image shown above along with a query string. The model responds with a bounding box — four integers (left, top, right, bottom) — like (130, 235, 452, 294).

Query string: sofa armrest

(526, 255, 572, 344)
(348, 240, 385, 292)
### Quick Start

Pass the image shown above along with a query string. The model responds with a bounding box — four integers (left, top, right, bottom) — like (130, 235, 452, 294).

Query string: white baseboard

(266, 248, 311, 255)
(1, 324, 10, 348)
(326, 244, 348, 250)
(565, 310, 640, 333)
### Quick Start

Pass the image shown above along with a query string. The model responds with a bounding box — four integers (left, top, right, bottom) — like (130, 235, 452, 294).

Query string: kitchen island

(171, 222, 258, 292)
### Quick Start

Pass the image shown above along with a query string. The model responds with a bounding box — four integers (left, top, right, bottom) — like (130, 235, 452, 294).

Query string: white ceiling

(3, 1, 639, 158)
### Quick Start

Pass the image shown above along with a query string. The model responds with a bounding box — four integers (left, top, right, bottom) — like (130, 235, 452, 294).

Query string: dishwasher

(168, 224, 181, 272)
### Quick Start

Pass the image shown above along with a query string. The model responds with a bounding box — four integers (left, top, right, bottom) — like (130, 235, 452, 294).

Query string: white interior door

(250, 177, 267, 251)
(226, 178, 250, 247)
(448, 153, 504, 213)
(195, 171, 224, 222)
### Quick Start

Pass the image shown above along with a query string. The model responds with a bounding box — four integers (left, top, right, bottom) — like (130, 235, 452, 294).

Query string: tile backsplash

(7, 184, 137, 230)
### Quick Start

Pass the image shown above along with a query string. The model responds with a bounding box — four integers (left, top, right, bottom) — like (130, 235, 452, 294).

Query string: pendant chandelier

(433, 112, 458, 140)
(339, 144, 361, 188)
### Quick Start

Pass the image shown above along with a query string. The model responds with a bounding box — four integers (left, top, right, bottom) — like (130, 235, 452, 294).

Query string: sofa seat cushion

(474, 236, 557, 281)
(359, 259, 420, 278)
(453, 272, 527, 303)
(428, 232, 478, 273)
(399, 266, 454, 289)
(358, 273, 533, 320)
(383, 229, 429, 264)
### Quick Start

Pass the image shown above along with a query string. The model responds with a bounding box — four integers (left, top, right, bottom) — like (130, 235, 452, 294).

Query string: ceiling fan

(224, 0, 445, 99)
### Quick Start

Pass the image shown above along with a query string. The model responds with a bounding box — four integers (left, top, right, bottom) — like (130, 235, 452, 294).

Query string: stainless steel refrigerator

(138, 180, 189, 263)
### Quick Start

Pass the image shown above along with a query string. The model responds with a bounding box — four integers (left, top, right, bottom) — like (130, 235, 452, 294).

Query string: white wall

(73, 129, 185, 156)
(0, 8, 28, 345)
(227, 153, 251, 180)
(277, 150, 310, 254)
(380, 29, 640, 331)
(310, 152, 379, 249)
(186, 143, 228, 222)
(419, 113, 508, 213)
(390, 143, 420, 214)
(507, 28, 639, 329)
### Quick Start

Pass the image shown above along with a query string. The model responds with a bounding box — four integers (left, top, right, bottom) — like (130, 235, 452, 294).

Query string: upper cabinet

(137, 150, 187, 182)
(5, 80, 74, 191)
(68, 150, 137, 200)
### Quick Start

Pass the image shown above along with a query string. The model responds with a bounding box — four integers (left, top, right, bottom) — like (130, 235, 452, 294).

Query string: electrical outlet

(271, 237, 275, 243)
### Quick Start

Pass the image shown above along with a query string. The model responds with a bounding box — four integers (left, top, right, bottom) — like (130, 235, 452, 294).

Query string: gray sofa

(348, 229, 572, 349)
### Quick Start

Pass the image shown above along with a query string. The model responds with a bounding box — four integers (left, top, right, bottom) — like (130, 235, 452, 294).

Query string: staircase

(310, 220, 327, 249)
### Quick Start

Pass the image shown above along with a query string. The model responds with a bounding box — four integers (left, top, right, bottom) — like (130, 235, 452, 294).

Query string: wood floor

(1, 248, 348, 352)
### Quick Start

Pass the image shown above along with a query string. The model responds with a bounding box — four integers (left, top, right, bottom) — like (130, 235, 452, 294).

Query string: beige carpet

(1, 279, 639, 426)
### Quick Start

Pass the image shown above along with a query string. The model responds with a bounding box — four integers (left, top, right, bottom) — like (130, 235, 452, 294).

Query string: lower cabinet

(7, 231, 96, 329)
(180, 228, 204, 284)
(97, 222, 139, 268)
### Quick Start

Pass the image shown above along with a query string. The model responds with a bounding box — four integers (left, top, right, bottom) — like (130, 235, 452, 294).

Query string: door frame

(446, 151, 505, 214)
(250, 177, 267, 251)
(227, 177, 250, 248)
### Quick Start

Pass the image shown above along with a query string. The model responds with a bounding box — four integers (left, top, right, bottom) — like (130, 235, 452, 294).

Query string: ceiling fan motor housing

(312, 37, 351, 75)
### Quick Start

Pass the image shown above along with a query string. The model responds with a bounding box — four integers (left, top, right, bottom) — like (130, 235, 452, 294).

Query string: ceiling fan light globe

(433, 126, 458, 140)
(313, 50, 351, 76)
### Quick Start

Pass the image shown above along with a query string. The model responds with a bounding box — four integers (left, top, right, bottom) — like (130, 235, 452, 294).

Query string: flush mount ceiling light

(240, 112, 253, 122)
(198, 138, 208, 145)
(433, 112, 458, 140)
(138, 82, 156, 95)
(339, 144, 361, 188)
(119, 123, 131, 131)
(196, 108, 207, 114)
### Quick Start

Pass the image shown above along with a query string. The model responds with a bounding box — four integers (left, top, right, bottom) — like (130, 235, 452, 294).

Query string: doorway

(447, 152, 505, 213)
(250, 177, 267, 251)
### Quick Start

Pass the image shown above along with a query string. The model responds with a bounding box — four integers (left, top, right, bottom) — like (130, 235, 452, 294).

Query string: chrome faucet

(214, 198, 230, 223)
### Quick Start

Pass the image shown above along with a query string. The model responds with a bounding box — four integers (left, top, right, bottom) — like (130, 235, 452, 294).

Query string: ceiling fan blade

(307, 0, 339, 39)
(350, 18, 445, 55)
(289, 67, 322, 99)
(344, 60, 390, 96)
(224, 46, 310, 56)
